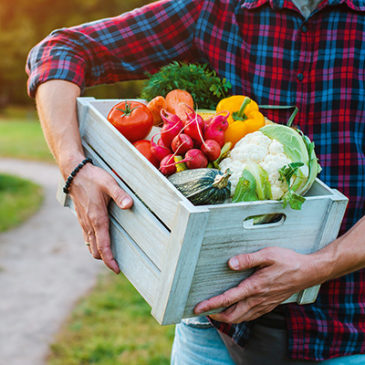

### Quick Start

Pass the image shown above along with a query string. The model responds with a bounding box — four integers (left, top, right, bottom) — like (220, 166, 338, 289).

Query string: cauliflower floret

(260, 153, 291, 181)
(269, 139, 285, 155)
(259, 153, 291, 199)
(219, 157, 246, 193)
(235, 131, 271, 150)
(231, 143, 268, 163)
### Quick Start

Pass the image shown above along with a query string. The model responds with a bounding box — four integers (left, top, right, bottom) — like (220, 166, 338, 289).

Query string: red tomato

(133, 140, 159, 167)
(107, 101, 153, 142)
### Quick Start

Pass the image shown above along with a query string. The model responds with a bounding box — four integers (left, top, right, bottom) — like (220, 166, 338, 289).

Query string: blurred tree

(0, 0, 154, 106)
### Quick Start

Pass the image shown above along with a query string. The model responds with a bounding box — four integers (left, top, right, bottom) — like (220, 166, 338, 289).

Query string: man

(26, 0, 365, 363)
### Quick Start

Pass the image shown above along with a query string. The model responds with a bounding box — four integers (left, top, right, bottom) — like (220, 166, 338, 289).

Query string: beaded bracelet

(63, 158, 93, 194)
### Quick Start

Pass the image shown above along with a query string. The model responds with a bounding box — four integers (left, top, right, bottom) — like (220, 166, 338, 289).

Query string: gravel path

(0, 158, 104, 365)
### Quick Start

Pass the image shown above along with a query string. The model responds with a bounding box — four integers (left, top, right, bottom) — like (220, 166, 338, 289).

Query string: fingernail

(121, 197, 132, 209)
(112, 260, 120, 274)
(229, 257, 239, 270)
(195, 304, 206, 314)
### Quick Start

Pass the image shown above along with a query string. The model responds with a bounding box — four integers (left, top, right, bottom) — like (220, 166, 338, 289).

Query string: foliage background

(0, 0, 155, 108)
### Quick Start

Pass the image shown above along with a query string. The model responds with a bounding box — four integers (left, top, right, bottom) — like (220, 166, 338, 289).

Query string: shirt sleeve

(26, 0, 204, 97)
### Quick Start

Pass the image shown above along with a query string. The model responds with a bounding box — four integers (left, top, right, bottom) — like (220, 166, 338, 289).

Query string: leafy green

(246, 162, 272, 200)
(140, 62, 232, 109)
(298, 133, 322, 195)
(279, 162, 304, 183)
(232, 169, 258, 202)
(279, 162, 306, 210)
(233, 162, 272, 203)
(281, 190, 306, 210)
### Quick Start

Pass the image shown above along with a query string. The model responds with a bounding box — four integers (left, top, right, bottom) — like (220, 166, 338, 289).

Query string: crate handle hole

(243, 213, 286, 229)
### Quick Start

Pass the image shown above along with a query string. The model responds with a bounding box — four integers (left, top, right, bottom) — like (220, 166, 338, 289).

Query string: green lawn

(0, 118, 54, 162)
(0, 173, 43, 232)
(48, 271, 175, 365)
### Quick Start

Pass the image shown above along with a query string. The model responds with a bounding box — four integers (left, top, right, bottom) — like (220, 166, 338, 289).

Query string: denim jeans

(171, 316, 235, 365)
(170, 315, 365, 365)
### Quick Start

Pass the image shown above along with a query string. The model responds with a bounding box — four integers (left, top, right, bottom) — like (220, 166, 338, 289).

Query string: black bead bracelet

(63, 158, 93, 194)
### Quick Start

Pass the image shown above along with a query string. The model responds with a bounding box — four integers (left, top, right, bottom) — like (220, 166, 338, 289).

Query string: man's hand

(69, 162, 133, 274)
(194, 246, 325, 323)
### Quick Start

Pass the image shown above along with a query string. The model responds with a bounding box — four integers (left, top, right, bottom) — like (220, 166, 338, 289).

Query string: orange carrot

(174, 102, 193, 121)
(147, 96, 167, 126)
(165, 89, 194, 115)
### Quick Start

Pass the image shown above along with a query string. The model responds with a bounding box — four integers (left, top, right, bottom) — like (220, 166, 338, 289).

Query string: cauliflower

(219, 124, 321, 210)
(220, 131, 294, 199)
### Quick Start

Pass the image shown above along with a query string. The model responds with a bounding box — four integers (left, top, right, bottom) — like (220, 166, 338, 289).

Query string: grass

(48, 271, 175, 365)
(0, 118, 54, 163)
(0, 173, 43, 232)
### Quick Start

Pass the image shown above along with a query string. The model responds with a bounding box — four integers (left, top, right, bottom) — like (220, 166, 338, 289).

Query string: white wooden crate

(57, 97, 348, 325)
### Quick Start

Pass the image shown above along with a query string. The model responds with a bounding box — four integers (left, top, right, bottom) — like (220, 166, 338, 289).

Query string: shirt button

(302, 25, 308, 32)
(297, 73, 304, 81)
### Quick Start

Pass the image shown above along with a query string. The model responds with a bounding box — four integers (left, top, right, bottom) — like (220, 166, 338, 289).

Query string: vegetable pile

(107, 65, 321, 210)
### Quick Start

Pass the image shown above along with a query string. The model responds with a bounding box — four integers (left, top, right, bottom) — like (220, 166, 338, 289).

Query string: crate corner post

(151, 200, 210, 325)
(76, 97, 96, 136)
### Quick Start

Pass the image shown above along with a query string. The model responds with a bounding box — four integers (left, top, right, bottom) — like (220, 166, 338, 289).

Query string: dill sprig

(140, 62, 232, 109)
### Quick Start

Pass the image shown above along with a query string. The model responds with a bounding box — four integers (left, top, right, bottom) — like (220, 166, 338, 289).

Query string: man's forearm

(35, 80, 85, 178)
(312, 215, 365, 283)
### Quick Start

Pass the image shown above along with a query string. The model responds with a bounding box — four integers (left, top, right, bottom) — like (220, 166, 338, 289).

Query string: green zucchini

(168, 168, 231, 205)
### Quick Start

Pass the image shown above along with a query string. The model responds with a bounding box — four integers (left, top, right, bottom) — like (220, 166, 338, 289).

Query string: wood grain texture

(109, 215, 160, 305)
(151, 201, 209, 325)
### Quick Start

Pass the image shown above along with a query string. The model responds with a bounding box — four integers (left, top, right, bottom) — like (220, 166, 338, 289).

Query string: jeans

(171, 316, 235, 365)
(170, 315, 365, 365)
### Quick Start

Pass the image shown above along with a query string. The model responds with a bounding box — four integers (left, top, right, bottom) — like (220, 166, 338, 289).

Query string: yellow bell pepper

(216, 95, 265, 146)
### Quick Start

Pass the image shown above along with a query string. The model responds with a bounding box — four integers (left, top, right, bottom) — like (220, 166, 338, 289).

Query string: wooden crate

(57, 97, 348, 325)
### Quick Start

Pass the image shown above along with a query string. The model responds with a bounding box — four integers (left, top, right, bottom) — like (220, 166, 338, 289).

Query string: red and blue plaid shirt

(26, 0, 365, 361)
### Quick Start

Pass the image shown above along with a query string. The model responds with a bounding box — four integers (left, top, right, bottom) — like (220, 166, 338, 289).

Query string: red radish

(171, 133, 194, 154)
(159, 154, 177, 176)
(201, 139, 221, 161)
(183, 112, 205, 146)
(150, 134, 171, 162)
(160, 109, 184, 147)
(157, 137, 169, 147)
(179, 149, 208, 169)
(204, 112, 229, 147)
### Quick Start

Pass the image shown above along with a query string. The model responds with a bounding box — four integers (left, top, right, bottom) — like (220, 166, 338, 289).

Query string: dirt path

(0, 158, 104, 365)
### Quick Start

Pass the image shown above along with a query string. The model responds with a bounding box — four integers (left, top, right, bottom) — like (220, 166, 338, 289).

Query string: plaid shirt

(26, 0, 365, 361)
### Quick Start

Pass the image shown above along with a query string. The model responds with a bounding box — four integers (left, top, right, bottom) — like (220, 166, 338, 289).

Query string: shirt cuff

(27, 56, 86, 98)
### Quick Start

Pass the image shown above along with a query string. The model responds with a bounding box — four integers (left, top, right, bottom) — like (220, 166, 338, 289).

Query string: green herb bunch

(140, 62, 232, 110)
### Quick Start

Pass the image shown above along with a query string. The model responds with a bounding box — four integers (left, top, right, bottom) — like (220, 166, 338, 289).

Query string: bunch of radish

(150, 108, 230, 176)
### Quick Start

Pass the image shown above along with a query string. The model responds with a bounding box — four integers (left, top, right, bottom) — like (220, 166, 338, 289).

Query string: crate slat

(110, 216, 160, 305)
(202, 192, 331, 250)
